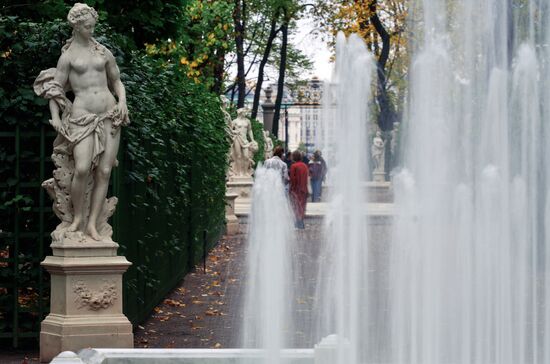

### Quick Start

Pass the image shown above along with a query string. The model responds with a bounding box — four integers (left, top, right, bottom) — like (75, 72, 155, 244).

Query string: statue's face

(76, 17, 96, 39)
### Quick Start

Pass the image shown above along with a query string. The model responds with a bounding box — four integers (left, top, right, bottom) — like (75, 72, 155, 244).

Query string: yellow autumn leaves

(144, 0, 234, 86)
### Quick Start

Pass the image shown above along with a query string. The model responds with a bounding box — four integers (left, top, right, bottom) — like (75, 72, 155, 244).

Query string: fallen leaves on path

(164, 299, 186, 307)
(133, 234, 245, 349)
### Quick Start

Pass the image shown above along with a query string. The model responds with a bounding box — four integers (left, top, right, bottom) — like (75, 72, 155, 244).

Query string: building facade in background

(278, 77, 324, 154)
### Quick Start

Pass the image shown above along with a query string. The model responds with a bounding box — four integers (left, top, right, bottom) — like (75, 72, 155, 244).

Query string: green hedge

(251, 118, 266, 167)
(113, 51, 229, 323)
(0, 17, 229, 345)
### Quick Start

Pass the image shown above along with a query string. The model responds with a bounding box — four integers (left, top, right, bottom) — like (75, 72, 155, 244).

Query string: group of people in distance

(264, 146, 327, 229)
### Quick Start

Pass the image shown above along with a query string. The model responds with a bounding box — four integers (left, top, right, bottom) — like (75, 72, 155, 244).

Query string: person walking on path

(284, 151, 293, 171)
(308, 151, 324, 202)
(264, 146, 289, 185)
(318, 150, 328, 200)
(290, 150, 309, 229)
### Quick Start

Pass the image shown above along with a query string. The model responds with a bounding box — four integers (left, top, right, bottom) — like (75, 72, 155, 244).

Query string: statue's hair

(61, 3, 104, 56)
(67, 3, 98, 28)
(237, 107, 250, 116)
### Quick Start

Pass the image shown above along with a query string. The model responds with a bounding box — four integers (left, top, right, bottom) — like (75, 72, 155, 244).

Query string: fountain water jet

(316, 32, 378, 364)
(242, 167, 296, 364)
(390, 1, 550, 363)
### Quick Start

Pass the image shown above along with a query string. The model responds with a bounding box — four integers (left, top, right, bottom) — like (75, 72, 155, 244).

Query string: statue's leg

(234, 143, 243, 176)
(87, 120, 121, 240)
(243, 148, 249, 173)
(67, 135, 94, 232)
(230, 143, 238, 175)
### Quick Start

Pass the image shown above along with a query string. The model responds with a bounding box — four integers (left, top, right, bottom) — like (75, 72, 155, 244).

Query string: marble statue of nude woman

(34, 3, 130, 242)
(229, 108, 258, 177)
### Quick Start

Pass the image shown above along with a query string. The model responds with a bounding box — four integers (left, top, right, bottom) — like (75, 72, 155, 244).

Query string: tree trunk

(212, 46, 226, 94)
(251, 13, 280, 120)
(233, 0, 246, 107)
(368, 0, 396, 132)
(273, 19, 288, 139)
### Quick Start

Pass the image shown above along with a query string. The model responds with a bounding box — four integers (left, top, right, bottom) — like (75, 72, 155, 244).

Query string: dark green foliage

(113, 52, 229, 323)
(0, 17, 228, 345)
(98, 0, 188, 48)
(0, 16, 66, 348)
(0, 17, 71, 129)
(251, 118, 266, 167)
(1, 1, 69, 23)
(1, 0, 188, 48)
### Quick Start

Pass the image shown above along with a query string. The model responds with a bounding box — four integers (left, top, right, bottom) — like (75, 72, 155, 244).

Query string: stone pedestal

(261, 86, 275, 134)
(40, 242, 133, 363)
(373, 171, 386, 183)
(225, 193, 240, 235)
(366, 181, 393, 203)
(226, 176, 254, 212)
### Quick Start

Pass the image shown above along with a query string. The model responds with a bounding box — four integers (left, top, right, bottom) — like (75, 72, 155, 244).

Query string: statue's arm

(106, 50, 128, 121)
(49, 54, 70, 132)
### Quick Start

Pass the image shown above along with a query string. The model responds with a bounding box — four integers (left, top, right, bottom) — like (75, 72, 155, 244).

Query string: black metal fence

(0, 123, 54, 347)
(0, 123, 223, 348)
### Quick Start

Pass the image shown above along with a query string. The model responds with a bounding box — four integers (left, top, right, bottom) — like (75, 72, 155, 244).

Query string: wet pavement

(134, 220, 324, 349)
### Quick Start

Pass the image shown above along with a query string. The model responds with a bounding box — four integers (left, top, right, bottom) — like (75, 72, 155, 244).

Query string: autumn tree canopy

(312, 0, 409, 131)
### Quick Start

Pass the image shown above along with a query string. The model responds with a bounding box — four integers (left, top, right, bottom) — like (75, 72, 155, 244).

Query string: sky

(292, 17, 333, 81)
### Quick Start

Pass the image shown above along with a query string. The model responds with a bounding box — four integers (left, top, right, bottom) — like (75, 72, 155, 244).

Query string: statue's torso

(67, 46, 116, 118)
(233, 117, 249, 139)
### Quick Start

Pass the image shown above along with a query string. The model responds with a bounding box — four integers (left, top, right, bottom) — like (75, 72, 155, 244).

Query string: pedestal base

(226, 218, 240, 235)
(226, 177, 254, 209)
(225, 193, 240, 235)
(373, 171, 386, 183)
(40, 252, 133, 362)
(40, 314, 133, 362)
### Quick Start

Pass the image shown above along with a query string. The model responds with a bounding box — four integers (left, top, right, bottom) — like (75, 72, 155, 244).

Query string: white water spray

(316, 32, 377, 364)
(242, 167, 296, 363)
(391, 1, 550, 363)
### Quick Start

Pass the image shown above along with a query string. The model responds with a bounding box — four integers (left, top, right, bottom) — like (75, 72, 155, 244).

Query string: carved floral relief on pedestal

(73, 279, 118, 310)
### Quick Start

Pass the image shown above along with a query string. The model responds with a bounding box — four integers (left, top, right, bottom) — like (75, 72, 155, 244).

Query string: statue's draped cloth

(34, 68, 129, 166)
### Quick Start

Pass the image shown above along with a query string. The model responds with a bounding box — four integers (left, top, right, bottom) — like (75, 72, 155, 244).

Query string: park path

(133, 233, 247, 349)
(0, 219, 323, 362)
(134, 219, 323, 349)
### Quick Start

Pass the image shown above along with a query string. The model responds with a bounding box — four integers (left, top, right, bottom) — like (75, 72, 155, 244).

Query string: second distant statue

(229, 108, 258, 178)
(263, 130, 274, 160)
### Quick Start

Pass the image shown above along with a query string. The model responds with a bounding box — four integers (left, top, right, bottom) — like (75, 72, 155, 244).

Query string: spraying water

(316, 32, 377, 364)
(242, 1, 550, 363)
(390, 0, 550, 363)
(242, 166, 296, 363)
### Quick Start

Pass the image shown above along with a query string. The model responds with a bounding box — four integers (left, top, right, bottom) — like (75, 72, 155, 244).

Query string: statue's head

(376, 131, 382, 137)
(237, 107, 250, 118)
(68, 3, 98, 39)
(220, 95, 230, 109)
(263, 130, 269, 137)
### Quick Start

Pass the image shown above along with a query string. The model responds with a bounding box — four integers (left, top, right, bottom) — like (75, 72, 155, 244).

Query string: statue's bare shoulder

(51, 51, 71, 86)
(104, 47, 121, 81)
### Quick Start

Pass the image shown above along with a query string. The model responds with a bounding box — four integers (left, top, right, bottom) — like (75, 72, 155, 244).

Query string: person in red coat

(289, 150, 309, 229)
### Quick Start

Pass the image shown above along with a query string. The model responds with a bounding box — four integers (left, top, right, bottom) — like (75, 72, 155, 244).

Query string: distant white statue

(229, 108, 258, 177)
(34, 3, 130, 242)
(371, 130, 385, 173)
(263, 130, 274, 160)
